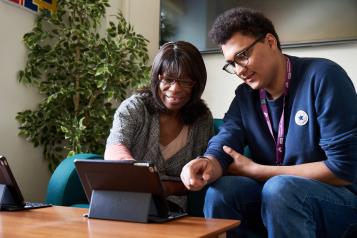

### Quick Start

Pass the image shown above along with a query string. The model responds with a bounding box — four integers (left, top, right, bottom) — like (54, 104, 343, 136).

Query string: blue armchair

(45, 153, 103, 208)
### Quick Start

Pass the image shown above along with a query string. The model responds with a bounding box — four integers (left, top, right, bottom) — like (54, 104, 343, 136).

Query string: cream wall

(0, 1, 50, 201)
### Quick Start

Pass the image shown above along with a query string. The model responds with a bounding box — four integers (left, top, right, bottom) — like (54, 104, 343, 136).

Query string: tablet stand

(0, 184, 17, 209)
(88, 190, 156, 223)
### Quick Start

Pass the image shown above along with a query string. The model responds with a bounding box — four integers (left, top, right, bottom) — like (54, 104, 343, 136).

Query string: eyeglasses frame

(222, 35, 266, 74)
(158, 74, 196, 88)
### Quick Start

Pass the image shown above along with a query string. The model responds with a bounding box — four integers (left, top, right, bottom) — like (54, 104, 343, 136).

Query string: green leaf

(95, 65, 109, 76)
(79, 117, 86, 130)
(60, 126, 69, 134)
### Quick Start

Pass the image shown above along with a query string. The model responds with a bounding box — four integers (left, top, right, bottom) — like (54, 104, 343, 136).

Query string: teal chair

(46, 153, 103, 208)
(45, 119, 236, 215)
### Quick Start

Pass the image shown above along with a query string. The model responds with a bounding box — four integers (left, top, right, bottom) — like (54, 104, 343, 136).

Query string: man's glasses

(222, 35, 265, 74)
(158, 75, 196, 88)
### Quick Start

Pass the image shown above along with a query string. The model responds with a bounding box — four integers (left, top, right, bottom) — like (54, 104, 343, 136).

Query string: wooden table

(0, 206, 240, 238)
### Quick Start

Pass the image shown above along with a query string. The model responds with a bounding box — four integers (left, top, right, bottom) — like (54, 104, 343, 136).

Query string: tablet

(0, 156, 24, 206)
(74, 159, 187, 223)
(0, 155, 51, 210)
(74, 159, 165, 201)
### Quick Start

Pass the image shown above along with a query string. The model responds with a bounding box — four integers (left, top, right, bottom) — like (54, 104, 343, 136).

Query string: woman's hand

(104, 144, 134, 160)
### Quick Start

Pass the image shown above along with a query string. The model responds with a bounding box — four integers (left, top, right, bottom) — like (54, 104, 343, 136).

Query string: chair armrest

(45, 153, 103, 206)
(213, 118, 224, 135)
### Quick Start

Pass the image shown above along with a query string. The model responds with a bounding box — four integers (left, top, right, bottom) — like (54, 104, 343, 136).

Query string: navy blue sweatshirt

(205, 55, 357, 191)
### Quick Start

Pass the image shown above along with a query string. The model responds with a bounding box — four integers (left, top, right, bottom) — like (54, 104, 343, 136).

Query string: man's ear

(265, 33, 278, 50)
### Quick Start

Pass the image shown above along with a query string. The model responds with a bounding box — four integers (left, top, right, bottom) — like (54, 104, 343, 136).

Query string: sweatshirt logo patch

(295, 110, 308, 126)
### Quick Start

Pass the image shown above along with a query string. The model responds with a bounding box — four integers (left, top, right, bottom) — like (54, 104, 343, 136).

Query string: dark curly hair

(209, 7, 281, 50)
(140, 41, 210, 125)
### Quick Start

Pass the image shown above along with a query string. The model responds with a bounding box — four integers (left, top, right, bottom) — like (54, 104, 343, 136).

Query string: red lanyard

(259, 57, 291, 165)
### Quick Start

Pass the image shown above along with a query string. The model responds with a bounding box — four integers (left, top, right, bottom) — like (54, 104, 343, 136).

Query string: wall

(0, 1, 50, 201)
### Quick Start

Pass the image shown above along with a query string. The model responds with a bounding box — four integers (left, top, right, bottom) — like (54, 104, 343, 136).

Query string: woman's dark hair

(140, 41, 209, 124)
(209, 7, 281, 50)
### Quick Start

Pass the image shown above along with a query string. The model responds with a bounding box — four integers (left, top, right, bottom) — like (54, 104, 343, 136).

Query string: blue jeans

(204, 175, 357, 238)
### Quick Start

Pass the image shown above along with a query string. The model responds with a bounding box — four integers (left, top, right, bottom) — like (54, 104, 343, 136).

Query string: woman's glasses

(159, 75, 196, 88)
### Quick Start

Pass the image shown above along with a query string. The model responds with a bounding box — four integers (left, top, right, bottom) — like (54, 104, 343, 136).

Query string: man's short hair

(209, 7, 281, 50)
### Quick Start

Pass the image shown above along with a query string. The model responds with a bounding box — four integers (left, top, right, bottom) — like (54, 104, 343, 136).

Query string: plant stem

(88, 90, 101, 107)
(73, 47, 81, 114)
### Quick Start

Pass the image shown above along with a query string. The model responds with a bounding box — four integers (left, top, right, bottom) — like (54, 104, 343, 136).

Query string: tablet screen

(0, 156, 25, 206)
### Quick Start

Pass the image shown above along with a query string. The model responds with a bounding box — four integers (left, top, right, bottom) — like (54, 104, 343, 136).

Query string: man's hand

(180, 157, 222, 191)
(224, 146, 258, 177)
(224, 145, 350, 185)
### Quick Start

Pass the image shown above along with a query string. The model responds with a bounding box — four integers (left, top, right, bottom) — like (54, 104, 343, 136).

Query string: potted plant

(16, 0, 150, 172)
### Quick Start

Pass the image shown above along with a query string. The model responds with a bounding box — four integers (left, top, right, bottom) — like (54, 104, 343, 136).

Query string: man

(180, 7, 357, 238)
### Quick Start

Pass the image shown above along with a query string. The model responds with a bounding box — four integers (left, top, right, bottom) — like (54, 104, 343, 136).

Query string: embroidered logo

(295, 110, 308, 126)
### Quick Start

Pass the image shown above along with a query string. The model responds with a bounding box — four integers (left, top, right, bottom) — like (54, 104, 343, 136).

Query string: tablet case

(0, 156, 26, 208)
(0, 155, 51, 210)
(74, 159, 183, 223)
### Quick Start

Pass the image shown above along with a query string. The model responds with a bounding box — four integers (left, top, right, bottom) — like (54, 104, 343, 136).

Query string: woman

(104, 41, 213, 211)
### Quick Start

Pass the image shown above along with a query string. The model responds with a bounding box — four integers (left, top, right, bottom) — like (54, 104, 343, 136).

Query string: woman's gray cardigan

(106, 94, 214, 209)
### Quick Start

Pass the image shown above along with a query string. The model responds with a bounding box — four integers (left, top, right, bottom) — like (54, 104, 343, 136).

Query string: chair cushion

(46, 153, 103, 206)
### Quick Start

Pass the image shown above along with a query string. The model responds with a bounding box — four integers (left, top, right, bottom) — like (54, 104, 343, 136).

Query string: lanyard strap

(259, 57, 291, 165)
